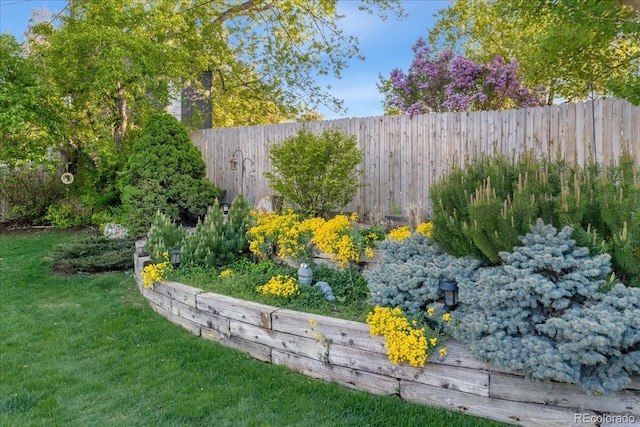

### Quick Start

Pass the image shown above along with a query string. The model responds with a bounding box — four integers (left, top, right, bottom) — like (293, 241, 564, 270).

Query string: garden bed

(134, 241, 640, 427)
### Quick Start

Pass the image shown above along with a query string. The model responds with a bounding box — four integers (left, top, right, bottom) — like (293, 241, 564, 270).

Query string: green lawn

(0, 229, 510, 427)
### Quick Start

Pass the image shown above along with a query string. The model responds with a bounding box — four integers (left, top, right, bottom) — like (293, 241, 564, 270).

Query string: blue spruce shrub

(364, 233, 482, 315)
(453, 219, 640, 394)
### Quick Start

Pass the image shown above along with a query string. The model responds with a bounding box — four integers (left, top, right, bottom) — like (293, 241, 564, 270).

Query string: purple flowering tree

(381, 38, 545, 115)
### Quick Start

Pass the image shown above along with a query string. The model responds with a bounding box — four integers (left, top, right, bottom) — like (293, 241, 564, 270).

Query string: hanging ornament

(61, 172, 74, 185)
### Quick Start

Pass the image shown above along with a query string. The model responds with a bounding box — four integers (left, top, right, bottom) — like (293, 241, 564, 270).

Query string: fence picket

(184, 99, 640, 221)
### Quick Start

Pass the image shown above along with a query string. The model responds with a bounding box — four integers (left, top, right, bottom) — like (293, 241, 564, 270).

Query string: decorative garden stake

(230, 149, 255, 194)
(439, 279, 458, 311)
(169, 249, 181, 269)
(297, 263, 313, 286)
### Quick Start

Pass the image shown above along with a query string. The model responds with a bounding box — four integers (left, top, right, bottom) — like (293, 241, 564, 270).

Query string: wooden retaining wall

(134, 244, 640, 427)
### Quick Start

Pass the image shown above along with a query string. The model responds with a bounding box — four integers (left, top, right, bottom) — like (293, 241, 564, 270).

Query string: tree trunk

(114, 84, 127, 151)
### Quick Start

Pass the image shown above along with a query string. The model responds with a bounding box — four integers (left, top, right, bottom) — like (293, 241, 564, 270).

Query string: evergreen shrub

(180, 194, 252, 268)
(49, 235, 136, 274)
(118, 112, 221, 236)
(146, 210, 186, 263)
(364, 232, 482, 315)
(452, 220, 640, 394)
(264, 128, 363, 218)
(430, 153, 640, 285)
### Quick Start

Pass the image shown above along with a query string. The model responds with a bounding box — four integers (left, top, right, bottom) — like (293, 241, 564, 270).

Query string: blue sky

(0, 0, 449, 120)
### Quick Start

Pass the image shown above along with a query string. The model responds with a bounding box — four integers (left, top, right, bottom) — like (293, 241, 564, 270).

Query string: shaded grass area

(0, 230, 510, 427)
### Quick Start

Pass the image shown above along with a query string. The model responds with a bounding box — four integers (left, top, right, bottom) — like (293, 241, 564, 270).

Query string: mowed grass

(0, 229, 511, 427)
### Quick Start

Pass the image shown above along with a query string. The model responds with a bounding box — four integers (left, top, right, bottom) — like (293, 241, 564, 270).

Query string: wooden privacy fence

(190, 98, 640, 220)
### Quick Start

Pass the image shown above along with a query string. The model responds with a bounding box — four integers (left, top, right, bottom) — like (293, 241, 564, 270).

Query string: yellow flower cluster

(416, 221, 434, 238)
(256, 274, 300, 297)
(366, 306, 437, 367)
(426, 307, 449, 358)
(248, 211, 326, 259)
(311, 214, 360, 267)
(218, 269, 233, 278)
(387, 225, 412, 242)
(364, 246, 375, 258)
(248, 211, 382, 268)
(142, 259, 172, 288)
(387, 222, 434, 242)
(248, 210, 301, 258)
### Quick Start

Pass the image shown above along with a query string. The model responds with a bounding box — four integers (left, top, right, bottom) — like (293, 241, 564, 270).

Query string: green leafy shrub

(146, 210, 186, 263)
(451, 220, 640, 394)
(264, 128, 363, 217)
(0, 164, 65, 225)
(180, 194, 252, 268)
(44, 198, 93, 229)
(430, 153, 640, 285)
(48, 235, 136, 274)
(364, 232, 482, 316)
(117, 112, 222, 236)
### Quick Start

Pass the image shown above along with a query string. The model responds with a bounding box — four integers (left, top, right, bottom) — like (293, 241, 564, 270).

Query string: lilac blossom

(381, 38, 545, 115)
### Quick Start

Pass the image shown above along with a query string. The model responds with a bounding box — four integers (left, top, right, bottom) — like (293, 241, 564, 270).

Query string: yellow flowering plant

(416, 221, 434, 238)
(248, 210, 323, 260)
(217, 268, 234, 279)
(387, 222, 434, 242)
(426, 306, 451, 359)
(387, 225, 412, 242)
(311, 213, 384, 267)
(366, 306, 441, 367)
(247, 211, 384, 268)
(256, 274, 300, 297)
(141, 252, 172, 288)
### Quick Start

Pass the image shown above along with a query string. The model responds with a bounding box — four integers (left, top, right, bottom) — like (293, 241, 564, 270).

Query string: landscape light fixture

(439, 279, 458, 311)
(169, 249, 181, 269)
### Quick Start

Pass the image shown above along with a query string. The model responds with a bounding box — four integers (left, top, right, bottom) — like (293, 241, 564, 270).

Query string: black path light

(169, 249, 181, 269)
(439, 279, 458, 311)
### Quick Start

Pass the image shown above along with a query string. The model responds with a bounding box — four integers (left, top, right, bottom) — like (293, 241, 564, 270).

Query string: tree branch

(214, 0, 279, 25)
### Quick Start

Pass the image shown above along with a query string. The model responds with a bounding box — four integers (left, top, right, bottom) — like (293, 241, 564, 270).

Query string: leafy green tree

(0, 34, 63, 167)
(265, 128, 363, 218)
(117, 112, 222, 235)
(428, 0, 640, 104)
(30, 0, 403, 157)
(22, 0, 401, 225)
